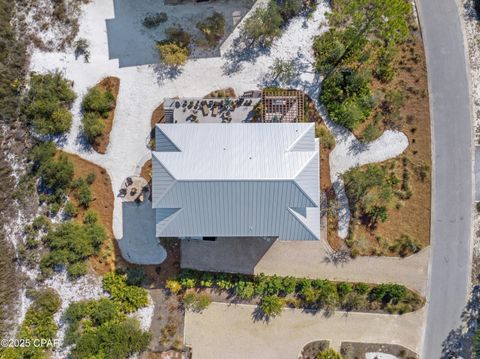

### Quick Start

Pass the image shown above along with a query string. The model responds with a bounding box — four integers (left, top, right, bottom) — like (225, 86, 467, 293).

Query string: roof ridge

(285, 122, 315, 152)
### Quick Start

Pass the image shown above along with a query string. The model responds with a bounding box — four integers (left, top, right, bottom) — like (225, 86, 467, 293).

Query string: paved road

(415, 0, 473, 357)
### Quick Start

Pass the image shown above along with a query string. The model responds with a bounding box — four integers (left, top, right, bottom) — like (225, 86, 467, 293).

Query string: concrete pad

(118, 200, 166, 264)
(184, 302, 425, 359)
(181, 236, 275, 273)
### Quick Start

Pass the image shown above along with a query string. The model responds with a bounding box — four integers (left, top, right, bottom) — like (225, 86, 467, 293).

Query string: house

(151, 122, 320, 242)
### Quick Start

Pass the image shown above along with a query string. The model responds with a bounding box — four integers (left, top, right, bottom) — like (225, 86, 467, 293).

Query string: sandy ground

(29, 0, 408, 244)
(184, 302, 425, 358)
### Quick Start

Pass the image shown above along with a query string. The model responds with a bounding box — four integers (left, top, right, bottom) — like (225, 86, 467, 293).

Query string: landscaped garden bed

(167, 269, 424, 319)
(340, 342, 418, 359)
(314, 0, 431, 257)
(81, 76, 120, 154)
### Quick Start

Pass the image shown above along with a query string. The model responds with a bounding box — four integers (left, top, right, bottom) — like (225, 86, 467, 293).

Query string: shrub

(67, 261, 88, 278)
(369, 283, 406, 304)
(259, 295, 284, 318)
(86, 172, 96, 185)
(361, 123, 381, 143)
(73, 179, 92, 208)
(82, 112, 105, 144)
(25, 72, 76, 135)
(196, 12, 225, 46)
(82, 87, 115, 118)
(40, 220, 106, 277)
(235, 281, 255, 300)
(316, 348, 343, 359)
(64, 201, 78, 218)
(83, 210, 99, 225)
(315, 125, 335, 149)
(320, 67, 374, 131)
(65, 298, 151, 359)
(276, 0, 303, 21)
(125, 268, 147, 286)
(39, 153, 74, 202)
(165, 26, 192, 48)
(157, 42, 189, 67)
(142, 12, 168, 28)
(102, 272, 149, 313)
(389, 234, 422, 257)
(166, 279, 182, 294)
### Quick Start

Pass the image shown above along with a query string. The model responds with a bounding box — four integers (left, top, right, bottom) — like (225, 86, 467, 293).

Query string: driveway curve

(415, 0, 473, 357)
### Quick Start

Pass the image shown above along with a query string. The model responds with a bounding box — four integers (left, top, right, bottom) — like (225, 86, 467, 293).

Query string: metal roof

(152, 123, 320, 240)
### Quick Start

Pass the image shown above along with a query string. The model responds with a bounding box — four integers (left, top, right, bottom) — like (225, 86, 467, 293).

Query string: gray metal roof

(152, 123, 320, 240)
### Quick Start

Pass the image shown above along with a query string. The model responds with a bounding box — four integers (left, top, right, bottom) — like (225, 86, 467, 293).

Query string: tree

(243, 2, 283, 47)
(269, 58, 296, 84)
(157, 42, 189, 67)
(81, 87, 114, 118)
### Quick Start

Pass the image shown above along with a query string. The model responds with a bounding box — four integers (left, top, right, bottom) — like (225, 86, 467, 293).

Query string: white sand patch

(44, 271, 105, 359)
(130, 292, 155, 332)
(365, 353, 399, 359)
(29, 0, 408, 243)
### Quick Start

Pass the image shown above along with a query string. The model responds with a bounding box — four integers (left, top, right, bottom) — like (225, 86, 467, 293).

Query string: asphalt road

(415, 0, 473, 358)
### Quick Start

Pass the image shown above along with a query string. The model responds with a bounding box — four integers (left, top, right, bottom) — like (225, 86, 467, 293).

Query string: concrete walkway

(184, 302, 425, 359)
(256, 240, 429, 295)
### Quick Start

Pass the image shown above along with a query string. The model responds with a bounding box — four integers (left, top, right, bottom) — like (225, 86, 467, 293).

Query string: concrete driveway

(415, 0, 473, 357)
(184, 303, 425, 359)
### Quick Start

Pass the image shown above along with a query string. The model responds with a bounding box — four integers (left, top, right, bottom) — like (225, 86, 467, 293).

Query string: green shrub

(157, 42, 189, 67)
(235, 281, 255, 300)
(369, 283, 406, 304)
(165, 26, 192, 48)
(40, 220, 106, 278)
(82, 112, 105, 145)
(83, 210, 99, 225)
(142, 12, 168, 28)
(315, 125, 335, 149)
(389, 234, 422, 257)
(196, 12, 225, 46)
(64, 201, 78, 218)
(64, 298, 150, 359)
(74, 179, 92, 208)
(86, 172, 96, 185)
(38, 153, 74, 201)
(67, 261, 88, 278)
(316, 348, 343, 359)
(276, 0, 303, 21)
(320, 67, 374, 131)
(361, 123, 381, 143)
(259, 295, 284, 318)
(25, 72, 76, 135)
(82, 87, 114, 118)
(102, 272, 149, 313)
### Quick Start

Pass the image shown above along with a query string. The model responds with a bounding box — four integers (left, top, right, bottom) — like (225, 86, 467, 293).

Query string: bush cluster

(313, 0, 412, 131)
(64, 296, 151, 359)
(39, 212, 106, 279)
(29, 141, 74, 204)
(81, 86, 115, 145)
(196, 12, 225, 47)
(172, 269, 423, 316)
(142, 12, 168, 28)
(1, 289, 61, 358)
(102, 272, 149, 313)
(157, 26, 192, 67)
(24, 72, 76, 135)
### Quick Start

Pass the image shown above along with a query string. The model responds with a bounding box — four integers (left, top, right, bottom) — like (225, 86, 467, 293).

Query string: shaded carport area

(181, 237, 276, 274)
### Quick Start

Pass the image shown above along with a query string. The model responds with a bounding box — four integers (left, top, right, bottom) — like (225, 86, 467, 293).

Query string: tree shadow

(149, 63, 183, 85)
(221, 34, 272, 76)
(440, 285, 480, 358)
